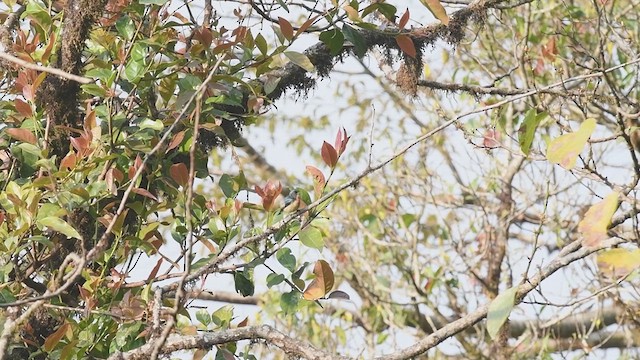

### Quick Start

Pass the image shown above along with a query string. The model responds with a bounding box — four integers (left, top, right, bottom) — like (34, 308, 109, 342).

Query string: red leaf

(5, 128, 36, 145)
(334, 127, 350, 156)
(396, 34, 416, 58)
(255, 180, 282, 211)
(483, 129, 501, 148)
(14, 98, 32, 117)
(166, 131, 185, 153)
(69, 135, 89, 153)
(170, 163, 189, 186)
(278, 17, 294, 41)
(321, 141, 338, 168)
(399, 8, 410, 29)
(135, 155, 143, 172)
(237, 316, 249, 327)
(132, 187, 158, 201)
(146, 258, 163, 282)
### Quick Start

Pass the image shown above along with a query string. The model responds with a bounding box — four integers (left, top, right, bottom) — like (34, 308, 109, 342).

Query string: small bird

(281, 189, 302, 213)
(626, 118, 640, 152)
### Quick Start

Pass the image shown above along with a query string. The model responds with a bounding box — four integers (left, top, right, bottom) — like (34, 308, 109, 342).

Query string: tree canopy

(1, 0, 640, 359)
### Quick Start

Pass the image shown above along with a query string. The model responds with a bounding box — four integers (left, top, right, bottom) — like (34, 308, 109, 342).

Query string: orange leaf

(542, 37, 557, 61)
(5, 128, 36, 145)
(14, 98, 32, 117)
(200, 238, 217, 253)
(321, 141, 338, 168)
(42, 31, 56, 63)
(296, 15, 319, 36)
(396, 35, 416, 58)
(166, 131, 185, 153)
(44, 322, 70, 352)
(170, 163, 189, 186)
(305, 165, 325, 199)
(303, 260, 335, 300)
(399, 8, 410, 29)
(278, 17, 294, 41)
(60, 152, 77, 170)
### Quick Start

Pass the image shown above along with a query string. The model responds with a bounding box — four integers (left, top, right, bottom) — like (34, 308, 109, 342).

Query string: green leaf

(280, 291, 300, 314)
(299, 226, 324, 249)
(115, 15, 136, 40)
(518, 110, 546, 155)
(124, 59, 145, 83)
(196, 309, 211, 327)
(319, 29, 345, 56)
(139, 119, 164, 131)
(219, 174, 240, 198)
(547, 118, 596, 169)
(276, 248, 297, 273)
(255, 33, 268, 55)
(283, 51, 315, 72)
(12, 143, 41, 176)
(342, 24, 367, 58)
(38, 216, 82, 240)
(81, 84, 107, 97)
(212, 305, 233, 328)
(234, 271, 255, 296)
(23, 1, 52, 32)
(267, 273, 285, 288)
(487, 286, 518, 339)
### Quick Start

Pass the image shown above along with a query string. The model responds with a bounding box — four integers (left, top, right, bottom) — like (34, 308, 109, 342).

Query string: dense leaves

(1, 0, 640, 359)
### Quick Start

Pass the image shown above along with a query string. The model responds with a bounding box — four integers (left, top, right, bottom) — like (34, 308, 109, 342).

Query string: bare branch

(108, 325, 347, 360)
(0, 51, 93, 84)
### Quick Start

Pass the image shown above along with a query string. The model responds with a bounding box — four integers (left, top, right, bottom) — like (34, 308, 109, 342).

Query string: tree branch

(0, 51, 93, 84)
(375, 237, 626, 360)
(108, 325, 346, 360)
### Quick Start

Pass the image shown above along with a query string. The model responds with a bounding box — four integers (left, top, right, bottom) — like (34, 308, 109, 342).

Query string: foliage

(0, 0, 640, 359)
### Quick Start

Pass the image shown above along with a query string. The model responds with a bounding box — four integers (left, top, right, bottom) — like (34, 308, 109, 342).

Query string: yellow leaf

(343, 5, 361, 22)
(597, 248, 640, 277)
(547, 118, 596, 169)
(419, 0, 449, 25)
(578, 192, 619, 248)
